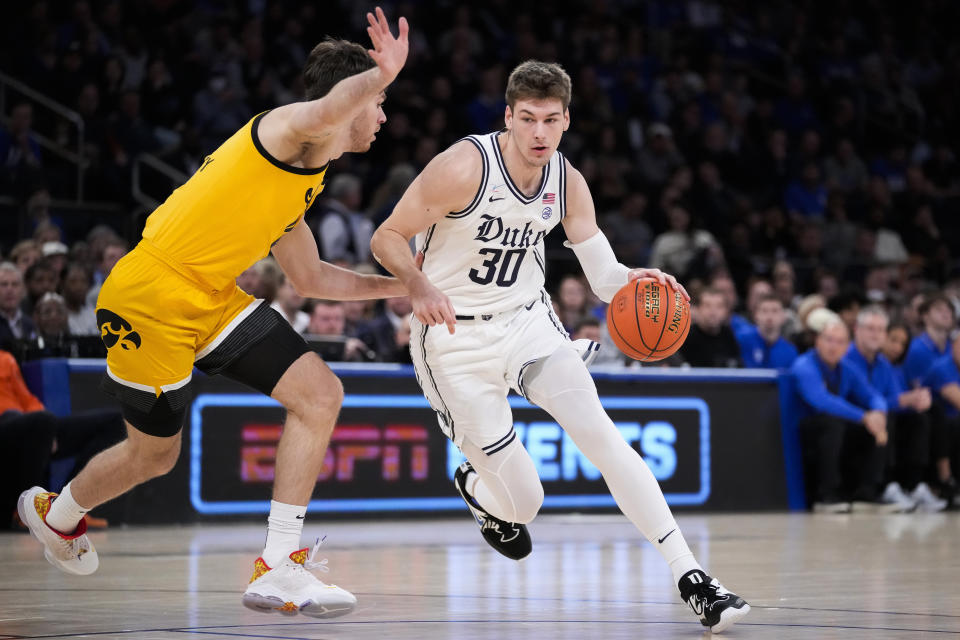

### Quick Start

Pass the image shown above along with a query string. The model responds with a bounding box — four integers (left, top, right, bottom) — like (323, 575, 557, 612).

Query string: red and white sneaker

(242, 539, 356, 618)
(17, 486, 99, 576)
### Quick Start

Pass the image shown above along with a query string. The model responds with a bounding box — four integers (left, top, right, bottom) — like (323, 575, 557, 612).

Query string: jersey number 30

(468, 248, 525, 287)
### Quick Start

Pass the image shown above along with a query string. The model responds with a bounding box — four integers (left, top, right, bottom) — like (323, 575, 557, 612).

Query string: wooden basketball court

(2, 513, 958, 639)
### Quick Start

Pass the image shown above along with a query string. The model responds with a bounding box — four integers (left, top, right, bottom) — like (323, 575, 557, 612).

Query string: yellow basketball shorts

(94, 247, 264, 412)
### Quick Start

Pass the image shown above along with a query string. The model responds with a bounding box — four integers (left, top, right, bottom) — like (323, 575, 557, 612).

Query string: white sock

(651, 522, 703, 584)
(45, 483, 89, 534)
(262, 500, 306, 568)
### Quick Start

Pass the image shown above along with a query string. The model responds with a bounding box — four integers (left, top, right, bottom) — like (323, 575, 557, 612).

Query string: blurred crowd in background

(3, 1, 960, 510)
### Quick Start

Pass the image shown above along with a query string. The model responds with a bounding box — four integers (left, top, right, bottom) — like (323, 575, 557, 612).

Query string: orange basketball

(606, 278, 690, 361)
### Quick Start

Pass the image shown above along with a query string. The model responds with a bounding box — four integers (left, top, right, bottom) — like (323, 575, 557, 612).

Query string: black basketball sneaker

(678, 569, 750, 633)
(454, 461, 532, 561)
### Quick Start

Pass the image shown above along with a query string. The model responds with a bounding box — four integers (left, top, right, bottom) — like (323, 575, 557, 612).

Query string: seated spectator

(881, 322, 911, 375)
(22, 258, 59, 317)
(270, 278, 309, 335)
(356, 296, 413, 362)
(9, 240, 41, 275)
(843, 307, 943, 511)
(708, 272, 743, 331)
(236, 264, 261, 296)
(0, 349, 123, 529)
(570, 316, 624, 367)
(61, 263, 98, 336)
(742, 278, 774, 324)
(680, 288, 742, 367)
(0, 348, 54, 528)
(41, 241, 69, 278)
(637, 122, 685, 187)
(305, 300, 374, 362)
(921, 338, 960, 506)
(392, 314, 413, 365)
(784, 162, 828, 219)
(791, 319, 889, 512)
(827, 289, 865, 334)
(735, 294, 798, 369)
(85, 238, 128, 307)
(0, 102, 43, 194)
(252, 257, 283, 302)
(554, 275, 590, 332)
(603, 192, 653, 267)
(0, 262, 36, 351)
(823, 138, 869, 194)
(648, 204, 722, 282)
(903, 293, 954, 388)
(312, 174, 373, 265)
(19, 293, 105, 361)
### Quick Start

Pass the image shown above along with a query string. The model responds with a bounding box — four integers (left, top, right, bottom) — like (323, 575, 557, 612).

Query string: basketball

(606, 278, 690, 361)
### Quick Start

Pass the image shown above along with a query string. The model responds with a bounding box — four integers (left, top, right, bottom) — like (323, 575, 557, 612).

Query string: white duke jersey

(417, 132, 567, 314)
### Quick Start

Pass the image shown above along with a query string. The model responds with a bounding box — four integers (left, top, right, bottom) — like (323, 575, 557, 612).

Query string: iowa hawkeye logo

(97, 309, 142, 350)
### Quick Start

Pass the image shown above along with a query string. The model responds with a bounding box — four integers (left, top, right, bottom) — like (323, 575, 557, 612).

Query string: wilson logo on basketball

(667, 291, 684, 334)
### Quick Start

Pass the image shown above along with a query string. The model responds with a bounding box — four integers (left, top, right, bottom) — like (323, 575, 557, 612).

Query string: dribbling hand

(365, 7, 409, 85)
(627, 268, 690, 301)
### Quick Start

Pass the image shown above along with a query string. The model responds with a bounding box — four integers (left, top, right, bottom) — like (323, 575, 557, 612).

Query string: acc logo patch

(541, 206, 552, 220)
(97, 309, 142, 350)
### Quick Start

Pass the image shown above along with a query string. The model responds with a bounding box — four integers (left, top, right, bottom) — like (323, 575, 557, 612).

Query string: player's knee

(303, 370, 344, 420)
(513, 481, 544, 524)
(524, 345, 596, 403)
(277, 354, 344, 422)
(126, 436, 181, 479)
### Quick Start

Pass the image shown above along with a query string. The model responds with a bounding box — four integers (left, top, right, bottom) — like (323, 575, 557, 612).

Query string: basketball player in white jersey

(370, 61, 750, 633)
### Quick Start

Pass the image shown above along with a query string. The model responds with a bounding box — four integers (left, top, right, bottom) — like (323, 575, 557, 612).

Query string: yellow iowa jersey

(140, 111, 327, 292)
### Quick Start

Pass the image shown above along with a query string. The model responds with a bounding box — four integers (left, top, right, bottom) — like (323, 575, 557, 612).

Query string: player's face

(349, 92, 387, 152)
(855, 314, 888, 353)
(504, 98, 569, 167)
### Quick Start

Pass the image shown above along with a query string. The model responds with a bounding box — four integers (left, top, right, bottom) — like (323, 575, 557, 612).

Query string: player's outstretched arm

(271, 220, 406, 300)
(289, 7, 408, 140)
(370, 141, 482, 333)
(562, 160, 689, 301)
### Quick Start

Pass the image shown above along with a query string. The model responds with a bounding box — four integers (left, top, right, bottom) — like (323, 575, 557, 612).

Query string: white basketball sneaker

(242, 539, 356, 618)
(17, 486, 99, 576)
(911, 482, 948, 512)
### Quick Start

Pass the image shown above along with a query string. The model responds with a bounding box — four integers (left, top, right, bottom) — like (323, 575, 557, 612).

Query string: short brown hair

(919, 292, 955, 318)
(756, 293, 784, 308)
(302, 38, 376, 101)
(505, 61, 572, 111)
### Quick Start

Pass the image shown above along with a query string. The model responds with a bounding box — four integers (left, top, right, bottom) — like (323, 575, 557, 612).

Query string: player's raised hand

(627, 268, 690, 301)
(366, 6, 409, 84)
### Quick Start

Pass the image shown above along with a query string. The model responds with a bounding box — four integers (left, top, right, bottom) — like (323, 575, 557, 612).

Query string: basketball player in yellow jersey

(18, 7, 407, 618)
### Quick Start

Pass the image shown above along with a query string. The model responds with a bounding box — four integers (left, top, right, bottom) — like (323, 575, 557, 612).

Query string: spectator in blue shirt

(784, 162, 828, 218)
(881, 322, 911, 392)
(903, 293, 955, 388)
(844, 307, 944, 511)
(735, 294, 798, 369)
(791, 318, 888, 512)
(922, 337, 960, 506)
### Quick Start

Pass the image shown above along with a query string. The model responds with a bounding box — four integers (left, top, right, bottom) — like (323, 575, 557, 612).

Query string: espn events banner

(62, 362, 787, 520)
